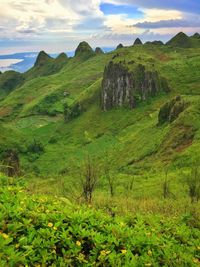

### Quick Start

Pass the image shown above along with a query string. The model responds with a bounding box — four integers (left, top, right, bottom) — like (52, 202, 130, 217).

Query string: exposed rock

(75, 41, 94, 57)
(34, 51, 52, 67)
(102, 61, 169, 111)
(95, 47, 104, 54)
(134, 38, 143, 45)
(116, 44, 123, 49)
(166, 32, 191, 48)
(158, 95, 186, 124)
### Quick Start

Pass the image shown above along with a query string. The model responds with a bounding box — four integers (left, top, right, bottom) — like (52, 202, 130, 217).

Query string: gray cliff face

(102, 61, 168, 111)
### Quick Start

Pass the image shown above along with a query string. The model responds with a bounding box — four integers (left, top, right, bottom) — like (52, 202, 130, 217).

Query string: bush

(27, 139, 45, 154)
(0, 176, 199, 266)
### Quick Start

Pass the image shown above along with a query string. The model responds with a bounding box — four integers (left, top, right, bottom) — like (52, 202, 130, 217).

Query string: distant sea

(0, 47, 114, 73)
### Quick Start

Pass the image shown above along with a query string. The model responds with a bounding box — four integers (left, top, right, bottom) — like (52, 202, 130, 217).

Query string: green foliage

(64, 102, 82, 122)
(27, 139, 45, 154)
(0, 176, 199, 266)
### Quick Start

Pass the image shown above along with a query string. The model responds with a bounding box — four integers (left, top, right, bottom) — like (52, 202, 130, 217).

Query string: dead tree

(2, 149, 20, 177)
(81, 155, 99, 204)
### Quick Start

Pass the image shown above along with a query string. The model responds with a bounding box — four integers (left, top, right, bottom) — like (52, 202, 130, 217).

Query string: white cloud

(0, 0, 199, 54)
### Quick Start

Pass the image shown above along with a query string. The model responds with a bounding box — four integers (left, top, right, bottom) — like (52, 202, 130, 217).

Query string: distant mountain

(0, 48, 114, 73)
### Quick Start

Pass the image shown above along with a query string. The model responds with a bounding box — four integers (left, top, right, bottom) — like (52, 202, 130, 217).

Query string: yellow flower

(100, 250, 110, 256)
(48, 222, 53, 228)
(15, 244, 20, 249)
(145, 263, 152, 267)
(197, 246, 200, 250)
(2, 233, 9, 239)
(100, 250, 107, 256)
(121, 249, 127, 254)
(193, 258, 199, 264)
(148, 250, 152, 256)
(76, 241, 81, 246)
(53, 226, 57, 231)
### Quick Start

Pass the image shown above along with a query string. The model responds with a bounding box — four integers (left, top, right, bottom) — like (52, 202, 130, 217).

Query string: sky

(0, 0, 200, 54)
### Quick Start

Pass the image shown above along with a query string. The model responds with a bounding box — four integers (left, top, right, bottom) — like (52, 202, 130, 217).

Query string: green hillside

(0, 32, 200, 266)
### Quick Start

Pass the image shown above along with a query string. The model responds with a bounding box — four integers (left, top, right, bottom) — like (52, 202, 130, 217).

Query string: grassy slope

(0, 45, 200, 199)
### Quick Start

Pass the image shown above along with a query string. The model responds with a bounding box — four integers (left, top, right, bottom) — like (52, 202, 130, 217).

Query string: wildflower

(76, 241, 81, 246)
(193, 258, 199, 264)
(100, 250, 111, 256)
(53, 226, 57, 231)
(148, 250, 152, 256)
(2, 233, 9, 239)
(15, 244, 20, 249)
(197, 246, 200, 250)
(100, 250, 107, 256)
(145, 263, 152, 267)
(121, 249, 127, 254)
(48, 222, 53, 228)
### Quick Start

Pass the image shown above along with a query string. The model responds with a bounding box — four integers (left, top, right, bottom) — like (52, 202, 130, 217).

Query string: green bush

(0, 176, 199, 266)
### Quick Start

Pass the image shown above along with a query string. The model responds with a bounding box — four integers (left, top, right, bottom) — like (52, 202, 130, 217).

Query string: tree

(63, 103, 70, 122)
(80, 154, 100, 204)
(2, 149, 20, 177)
(162, 171, 171, 199)
(185, 164, 200, 203)
(103, 151, 118, 198)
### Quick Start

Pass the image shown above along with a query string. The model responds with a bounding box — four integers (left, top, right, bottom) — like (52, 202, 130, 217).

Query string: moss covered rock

(102, 61, 170, 111)
(158, 95, 186, 124)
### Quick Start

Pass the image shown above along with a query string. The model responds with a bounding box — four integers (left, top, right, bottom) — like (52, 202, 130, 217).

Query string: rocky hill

(0, 32, 200, 182)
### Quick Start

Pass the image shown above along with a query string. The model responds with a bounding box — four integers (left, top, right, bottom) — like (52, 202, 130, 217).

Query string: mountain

(133, 38, 143, 45)
(0, 34, 199, 177)
(0, 33, 200, 266)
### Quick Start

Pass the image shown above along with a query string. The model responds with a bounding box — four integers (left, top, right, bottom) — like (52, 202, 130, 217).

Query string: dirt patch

(0, 107, 12, 117)
(157, 54, 171, 62)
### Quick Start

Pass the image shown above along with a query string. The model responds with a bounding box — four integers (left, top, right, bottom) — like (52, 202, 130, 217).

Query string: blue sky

(0, 0, 199, 54)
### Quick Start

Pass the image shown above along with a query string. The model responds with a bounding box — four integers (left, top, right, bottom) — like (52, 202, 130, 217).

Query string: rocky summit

(95, 47, 104, 54)
(34, 51, 52, 67)
(75, 41, 94, 57)
(166, 32, 191, 48)
(102, 61, 170, 111)
(134, 38, 143, 45)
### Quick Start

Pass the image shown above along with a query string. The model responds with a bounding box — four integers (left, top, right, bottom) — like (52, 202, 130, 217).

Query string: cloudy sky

(0, 0, 200, 54)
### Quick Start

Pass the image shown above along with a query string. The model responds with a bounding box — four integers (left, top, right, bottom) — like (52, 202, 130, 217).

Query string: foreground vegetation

(0, 175, 200, 266)
(1, 33, 200, 266)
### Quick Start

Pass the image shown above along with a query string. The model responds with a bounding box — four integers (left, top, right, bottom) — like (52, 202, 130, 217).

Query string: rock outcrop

(102, 61, 170, 111)
(158, 95, 186, 124)
(134, 38, 143, 45)
(34, 51, 52, 68)
(95, 47, 104, 54)
(75, 41, 94, 57)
